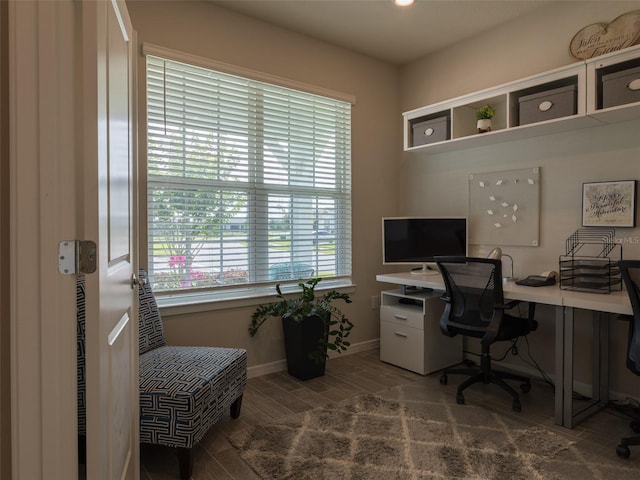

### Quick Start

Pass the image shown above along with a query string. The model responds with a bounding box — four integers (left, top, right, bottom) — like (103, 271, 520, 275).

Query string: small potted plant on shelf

(476, 104, 495, 133)
(249, 278, 353, 381)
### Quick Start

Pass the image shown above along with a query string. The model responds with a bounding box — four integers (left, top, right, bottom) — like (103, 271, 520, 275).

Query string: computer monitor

(382, 217, 468, 275)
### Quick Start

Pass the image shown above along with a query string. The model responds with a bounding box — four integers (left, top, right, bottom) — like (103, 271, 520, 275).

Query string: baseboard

(328, 338, 379, 358)
(247, 359, 288, 379)
(247, 338, 379, 379)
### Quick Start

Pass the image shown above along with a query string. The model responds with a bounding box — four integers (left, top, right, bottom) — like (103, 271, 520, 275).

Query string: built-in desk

(376, 271, 632, 428)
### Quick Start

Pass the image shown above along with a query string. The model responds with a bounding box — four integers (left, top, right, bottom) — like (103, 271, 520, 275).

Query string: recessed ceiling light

(394, 0, 415, 6)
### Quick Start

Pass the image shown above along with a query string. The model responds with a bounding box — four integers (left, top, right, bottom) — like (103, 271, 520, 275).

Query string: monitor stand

(410, 264, 440, 276)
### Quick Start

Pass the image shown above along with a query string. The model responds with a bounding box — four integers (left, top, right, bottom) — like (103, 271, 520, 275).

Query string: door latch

(58, 240, 97, 274)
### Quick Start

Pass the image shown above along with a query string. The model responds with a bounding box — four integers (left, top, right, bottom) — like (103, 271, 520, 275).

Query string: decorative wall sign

(569, 11, 640, 60)
(468, 167, 540, 247)
(582, 180, 637, 227)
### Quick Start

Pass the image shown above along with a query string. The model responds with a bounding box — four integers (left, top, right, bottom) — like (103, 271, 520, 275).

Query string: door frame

(10, 1, 90, 478)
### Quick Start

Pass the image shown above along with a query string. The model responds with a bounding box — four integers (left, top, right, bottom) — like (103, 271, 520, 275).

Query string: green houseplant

(475, 104, 495, 133)
(249, 278, 353, 380)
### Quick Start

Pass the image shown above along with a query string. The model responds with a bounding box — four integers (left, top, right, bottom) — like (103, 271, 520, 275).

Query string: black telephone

(516, 271, 557, 287)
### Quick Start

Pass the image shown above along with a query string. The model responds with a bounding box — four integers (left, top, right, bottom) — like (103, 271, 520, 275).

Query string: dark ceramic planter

(282, 315, 328, 381)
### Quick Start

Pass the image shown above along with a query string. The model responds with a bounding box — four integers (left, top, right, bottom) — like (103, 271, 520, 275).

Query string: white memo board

(468, 167, 540, 247)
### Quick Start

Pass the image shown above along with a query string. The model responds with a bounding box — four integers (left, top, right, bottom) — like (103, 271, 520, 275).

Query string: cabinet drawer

(380, 305, 424, 329)
(380, 321, 425, 374)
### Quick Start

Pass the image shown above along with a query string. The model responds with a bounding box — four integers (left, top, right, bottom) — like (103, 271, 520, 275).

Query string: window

(146, 55, 352, 298)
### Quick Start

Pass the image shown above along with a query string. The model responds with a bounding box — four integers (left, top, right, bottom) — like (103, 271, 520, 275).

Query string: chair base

(616, 436, 640, 459)
(440, 353, 531, 412)
(615, 411, 640, 459)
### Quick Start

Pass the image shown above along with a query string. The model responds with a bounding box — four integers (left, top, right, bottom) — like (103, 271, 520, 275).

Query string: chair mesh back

(619, 260, 640, 376)
(138, 269, 166, 355)
(436, 257, 503, 338)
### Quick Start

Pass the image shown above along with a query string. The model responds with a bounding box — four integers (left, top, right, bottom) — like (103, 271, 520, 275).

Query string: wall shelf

(404, 44, 640, 153)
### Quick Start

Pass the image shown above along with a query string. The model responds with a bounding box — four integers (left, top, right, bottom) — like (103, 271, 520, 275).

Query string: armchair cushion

(139, 345, 247, 449)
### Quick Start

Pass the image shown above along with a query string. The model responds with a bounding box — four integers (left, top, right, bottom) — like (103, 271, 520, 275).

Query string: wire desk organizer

(559, 228, 622, 294)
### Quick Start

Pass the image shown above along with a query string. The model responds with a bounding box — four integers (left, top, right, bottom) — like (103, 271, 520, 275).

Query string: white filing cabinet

(380, 289, 462, 375)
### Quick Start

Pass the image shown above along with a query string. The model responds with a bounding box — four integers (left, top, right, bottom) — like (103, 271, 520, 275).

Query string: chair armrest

(483, 301, 538, 345)
(440, 294, 451, 303)
(496, 299, 520, 310)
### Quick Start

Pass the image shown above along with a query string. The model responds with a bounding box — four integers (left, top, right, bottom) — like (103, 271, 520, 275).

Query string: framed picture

(582, 180, 637, 227)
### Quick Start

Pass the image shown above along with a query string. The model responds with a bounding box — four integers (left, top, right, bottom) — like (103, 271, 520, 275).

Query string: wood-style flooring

(140, 349, 639, 479)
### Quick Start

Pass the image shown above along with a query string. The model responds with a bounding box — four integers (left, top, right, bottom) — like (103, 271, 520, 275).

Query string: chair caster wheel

(456, 392, 465, 405)
(616, 445, 631, 459)
(512, 400, 522, 412)
(520, 383, 531, 394)
(439, 374, 448, 385)
(630, 420, 640, 433)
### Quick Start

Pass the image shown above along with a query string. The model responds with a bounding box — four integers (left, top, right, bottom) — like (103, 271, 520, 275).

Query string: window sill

(156, 279, 357, 316)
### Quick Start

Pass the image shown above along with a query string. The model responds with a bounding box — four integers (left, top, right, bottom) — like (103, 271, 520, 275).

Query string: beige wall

(126, 1, 401, 369)
(399, 1, 640, 397)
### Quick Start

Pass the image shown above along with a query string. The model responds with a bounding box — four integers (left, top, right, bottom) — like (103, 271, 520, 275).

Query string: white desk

(376, 271, 632, 428)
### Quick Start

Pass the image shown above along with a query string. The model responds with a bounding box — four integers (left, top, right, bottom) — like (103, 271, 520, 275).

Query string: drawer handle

(394, 331, 408, 338)
(393, 315, 408, 320)
(628, 79, 640, 91)
(538, 100, 553, 112)
(424, 127, 435, 136)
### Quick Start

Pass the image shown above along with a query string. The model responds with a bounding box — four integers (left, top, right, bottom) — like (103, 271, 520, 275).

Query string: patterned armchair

(137, 269, 247, 478)
(78, 271, 247, 479)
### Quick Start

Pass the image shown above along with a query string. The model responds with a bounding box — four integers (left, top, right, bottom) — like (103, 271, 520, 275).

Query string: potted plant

(476, 104, 495, 133)
(249, 278, 353, 380)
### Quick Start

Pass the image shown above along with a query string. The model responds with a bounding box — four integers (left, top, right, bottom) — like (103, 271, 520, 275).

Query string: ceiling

(211, 0, 556, 65)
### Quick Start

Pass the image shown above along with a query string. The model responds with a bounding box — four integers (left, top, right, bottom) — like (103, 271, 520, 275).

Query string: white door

(83, 1, 138, 479)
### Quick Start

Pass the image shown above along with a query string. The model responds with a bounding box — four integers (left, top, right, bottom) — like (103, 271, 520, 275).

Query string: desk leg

(560, 310, 610, 428)
(598, 312, 610, 405)
(567, 311, 610, 426)
(562, 306, 575, 427)
(592, 311, 610, 405)
(554, 305, 566, 426)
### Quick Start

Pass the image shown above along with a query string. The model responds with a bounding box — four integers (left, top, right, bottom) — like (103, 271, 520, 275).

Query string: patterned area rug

(229, 392, 581, 479)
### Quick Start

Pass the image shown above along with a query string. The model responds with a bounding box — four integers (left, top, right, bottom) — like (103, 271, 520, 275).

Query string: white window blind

(146, 55, 352, 295)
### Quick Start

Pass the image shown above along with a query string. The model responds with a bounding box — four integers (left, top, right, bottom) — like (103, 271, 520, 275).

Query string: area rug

(229, 392, 582, 479)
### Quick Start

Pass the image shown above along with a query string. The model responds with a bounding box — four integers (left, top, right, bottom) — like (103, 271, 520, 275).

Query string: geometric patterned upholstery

(139, 345, 247, 448)
(137, 268, 247, 474)
(138, 269, 166, 354)
(77, 275, 86, 437)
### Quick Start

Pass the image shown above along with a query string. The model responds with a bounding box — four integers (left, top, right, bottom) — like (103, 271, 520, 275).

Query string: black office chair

(616, 260, 640, 459)
(434, 256, 538, 412)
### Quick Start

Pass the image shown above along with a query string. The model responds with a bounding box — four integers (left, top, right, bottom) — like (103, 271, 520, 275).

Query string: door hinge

(58, 240, 97, 274)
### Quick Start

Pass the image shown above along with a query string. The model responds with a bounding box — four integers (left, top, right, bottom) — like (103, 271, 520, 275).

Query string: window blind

(146, 55, 352, 294)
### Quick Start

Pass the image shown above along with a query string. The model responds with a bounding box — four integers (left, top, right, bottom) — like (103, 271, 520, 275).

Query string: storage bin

(518, 85, 577, 126)
(411, 116, 448, 146)
(602, 66, 640, 108)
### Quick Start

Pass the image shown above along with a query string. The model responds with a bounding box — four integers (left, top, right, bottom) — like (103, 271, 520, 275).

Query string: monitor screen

(382, 217, 467, 269)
